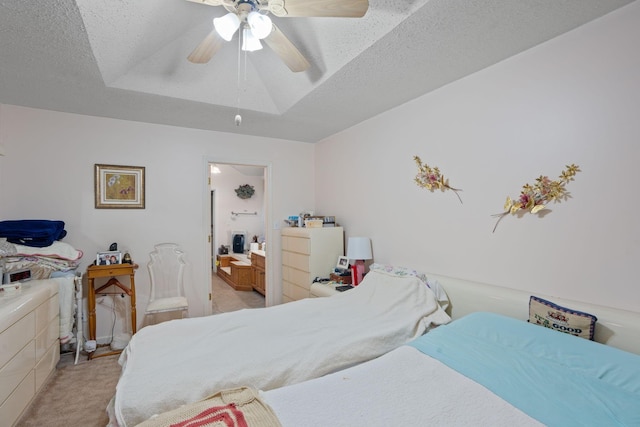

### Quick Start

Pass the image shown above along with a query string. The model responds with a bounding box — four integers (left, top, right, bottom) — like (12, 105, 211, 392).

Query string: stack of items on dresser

(0, 219, 83, 347)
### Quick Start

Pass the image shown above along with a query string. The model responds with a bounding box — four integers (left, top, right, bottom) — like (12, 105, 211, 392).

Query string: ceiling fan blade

(188, 30, 225, 64)
(184, 0, 225, 6)
(263, 24, 310, 72)
(270, 0, 368, 18)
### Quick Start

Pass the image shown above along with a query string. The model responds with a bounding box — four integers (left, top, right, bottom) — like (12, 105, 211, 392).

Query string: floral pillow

(529, 296, 597, 340)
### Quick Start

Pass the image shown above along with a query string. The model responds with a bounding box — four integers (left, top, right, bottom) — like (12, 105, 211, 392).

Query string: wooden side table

(86, 263, 138, 359)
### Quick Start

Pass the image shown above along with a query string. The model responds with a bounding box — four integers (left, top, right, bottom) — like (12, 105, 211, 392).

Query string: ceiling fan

(186, 0, 369, 72)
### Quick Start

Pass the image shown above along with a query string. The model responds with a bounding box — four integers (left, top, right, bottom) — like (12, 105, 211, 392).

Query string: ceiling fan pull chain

(235, 29, 242, 126)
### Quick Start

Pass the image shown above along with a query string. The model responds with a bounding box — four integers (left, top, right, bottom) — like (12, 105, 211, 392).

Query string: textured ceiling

(0, 0, 635, 142)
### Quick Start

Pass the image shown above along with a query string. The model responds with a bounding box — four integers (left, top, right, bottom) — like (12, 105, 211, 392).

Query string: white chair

(145, 243, 189, 323)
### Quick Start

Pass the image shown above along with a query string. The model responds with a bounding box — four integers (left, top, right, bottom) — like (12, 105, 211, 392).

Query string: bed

(133, 271, 640, 427)
(108, 265, 451, 427)
(141, 312, 640, 427)
(259, 312, 640, 426)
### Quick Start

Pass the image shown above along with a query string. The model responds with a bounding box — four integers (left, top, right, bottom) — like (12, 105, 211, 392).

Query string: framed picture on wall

(94, 164, 145, 209)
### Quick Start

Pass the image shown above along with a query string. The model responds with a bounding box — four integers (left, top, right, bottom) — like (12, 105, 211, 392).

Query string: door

(211, 189, 216, 271)
(208, 162, 268, 306)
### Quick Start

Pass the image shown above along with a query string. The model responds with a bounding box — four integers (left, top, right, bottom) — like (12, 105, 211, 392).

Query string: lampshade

(213, 12, 241, 41)
(247, 11, 273, 39)
(346, 237, 372, 260)
(242, 27, 263, 52)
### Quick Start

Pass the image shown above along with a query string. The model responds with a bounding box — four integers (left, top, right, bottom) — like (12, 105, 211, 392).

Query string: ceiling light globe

(242, 28, 263, 52)
(213, 12, 240, 41)
(247, 11, 273, 39)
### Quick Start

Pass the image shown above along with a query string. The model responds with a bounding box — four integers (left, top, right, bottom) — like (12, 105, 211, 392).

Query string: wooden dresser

(0, 280, 59, 426)
(281, 227, 344, 302)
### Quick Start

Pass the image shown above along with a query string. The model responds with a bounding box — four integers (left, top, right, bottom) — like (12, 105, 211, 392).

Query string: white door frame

(202, 157, 274, 316)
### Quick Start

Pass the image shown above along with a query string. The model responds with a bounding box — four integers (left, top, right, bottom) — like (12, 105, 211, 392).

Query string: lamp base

(352, 260, 365, 286)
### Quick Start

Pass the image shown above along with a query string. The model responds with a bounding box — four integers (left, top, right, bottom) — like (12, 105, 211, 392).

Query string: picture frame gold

(94, 164, 145, 209)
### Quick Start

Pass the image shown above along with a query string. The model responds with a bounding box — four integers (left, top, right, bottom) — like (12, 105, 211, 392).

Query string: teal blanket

(409, 312, 640, 426)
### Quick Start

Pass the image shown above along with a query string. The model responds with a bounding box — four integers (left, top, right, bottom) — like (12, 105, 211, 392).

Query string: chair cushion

(146, 296, 188, 313)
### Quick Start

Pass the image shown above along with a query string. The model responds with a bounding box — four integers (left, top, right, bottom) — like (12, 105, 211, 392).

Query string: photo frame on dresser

(95, 164, 145, 209)
(97, 251, 122, 265)
(336, 255, 349, 271)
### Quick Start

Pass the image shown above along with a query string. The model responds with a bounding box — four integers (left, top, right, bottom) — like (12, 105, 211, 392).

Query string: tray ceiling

(0, 0, 634, 142)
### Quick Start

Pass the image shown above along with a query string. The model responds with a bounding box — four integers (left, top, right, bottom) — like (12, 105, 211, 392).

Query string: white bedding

(263, 346, 543, 427)
(262, 312, 640, 426)
(111, 270, 450, 426)
(48, 276, 75, 343)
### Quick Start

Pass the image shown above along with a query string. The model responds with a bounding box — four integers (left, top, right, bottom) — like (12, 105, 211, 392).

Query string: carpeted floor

(17, 353, 121, 427)
(16, 272, 264, 426)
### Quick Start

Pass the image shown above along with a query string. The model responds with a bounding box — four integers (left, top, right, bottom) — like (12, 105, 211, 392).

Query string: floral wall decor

(413, 155, 463, 203)
(234, 184, 255, 199)
(492, 164, 580, 232)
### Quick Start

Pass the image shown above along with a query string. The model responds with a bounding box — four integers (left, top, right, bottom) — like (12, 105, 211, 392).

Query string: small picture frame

(95, 164, 145, 209)
(336, 255, 349, 270)
(97, 251, 122, 266)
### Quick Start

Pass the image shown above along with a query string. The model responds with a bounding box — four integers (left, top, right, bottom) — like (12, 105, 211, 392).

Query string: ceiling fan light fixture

(213, 12, 241, 41)
(242, 27, 263, 51)
(247, 11, 273, 39)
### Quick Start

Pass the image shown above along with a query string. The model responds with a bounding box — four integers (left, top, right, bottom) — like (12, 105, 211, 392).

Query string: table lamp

(346, 237, 372, 286)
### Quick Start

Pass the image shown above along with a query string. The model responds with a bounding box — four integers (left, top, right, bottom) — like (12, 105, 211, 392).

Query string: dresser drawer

(289, 269, 310, 290)
(282, 266, 311, 289)
(0, 341, 36, 405)
(282, 280, 310, 301)
(35, 341, 59, 392)
(35, 315, 59, 363)
(35, 293, 58, 333)
(0, 313, 35, 368)
(282, 251, 310, 272)
(282, 236, 310, 255)
(0, 370, 35, 427)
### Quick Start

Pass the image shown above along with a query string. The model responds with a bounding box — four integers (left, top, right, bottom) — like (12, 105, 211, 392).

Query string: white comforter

(111, 270, 450, 426)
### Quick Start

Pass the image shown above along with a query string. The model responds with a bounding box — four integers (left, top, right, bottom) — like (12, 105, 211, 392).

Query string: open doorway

(209, 163, 267, 313)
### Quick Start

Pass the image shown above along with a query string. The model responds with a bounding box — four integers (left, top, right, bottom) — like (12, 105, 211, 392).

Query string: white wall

(0, 106, 315, 340)
(2, 2, 638, 342)
(315, 2, 640, 313)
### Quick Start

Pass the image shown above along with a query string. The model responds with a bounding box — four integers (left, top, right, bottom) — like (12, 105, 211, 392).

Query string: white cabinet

(0, 280, 59, 427)
(281, 227, 344, 302)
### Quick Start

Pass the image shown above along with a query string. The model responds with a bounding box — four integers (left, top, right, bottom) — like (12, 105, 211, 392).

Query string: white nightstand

(310, 281, 352, 297)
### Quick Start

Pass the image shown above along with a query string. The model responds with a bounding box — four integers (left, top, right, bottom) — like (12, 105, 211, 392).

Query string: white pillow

(368, 263, 449, 310)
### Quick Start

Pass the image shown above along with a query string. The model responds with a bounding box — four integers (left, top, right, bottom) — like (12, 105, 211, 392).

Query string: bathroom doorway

(208, 163, 267, 311)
